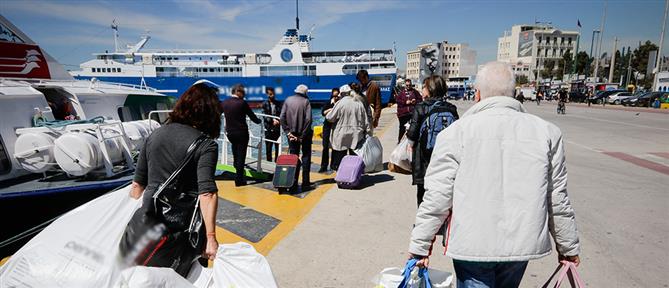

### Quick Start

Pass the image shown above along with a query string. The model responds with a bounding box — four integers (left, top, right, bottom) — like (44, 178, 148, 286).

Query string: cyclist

(557, 89, 568, 114)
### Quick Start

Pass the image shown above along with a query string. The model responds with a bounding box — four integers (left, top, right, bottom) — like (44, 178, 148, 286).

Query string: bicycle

(557, 101, 566, 114)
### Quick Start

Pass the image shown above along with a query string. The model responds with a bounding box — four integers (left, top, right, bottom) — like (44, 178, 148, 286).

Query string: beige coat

(326, 92, 372, 151)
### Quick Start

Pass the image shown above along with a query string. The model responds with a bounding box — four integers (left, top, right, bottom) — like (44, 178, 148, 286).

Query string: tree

(515, 74, 529, 85)
(575, 51, 592, 75)
(557, 51, 573, 80)
(541, 59, 556, 79)
(631, 40, 659, 88)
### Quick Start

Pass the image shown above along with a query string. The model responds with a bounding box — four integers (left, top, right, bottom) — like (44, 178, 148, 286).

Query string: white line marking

(564, 114, 669, 131)
(564, 140, 603, 153)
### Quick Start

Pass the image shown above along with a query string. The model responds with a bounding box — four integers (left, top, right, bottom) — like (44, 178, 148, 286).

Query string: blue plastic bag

(398, 258, 432, 288)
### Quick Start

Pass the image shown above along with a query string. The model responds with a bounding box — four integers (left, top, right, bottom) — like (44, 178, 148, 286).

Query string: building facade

(406, 41, 477, 84)
(497, 24, 579, 81)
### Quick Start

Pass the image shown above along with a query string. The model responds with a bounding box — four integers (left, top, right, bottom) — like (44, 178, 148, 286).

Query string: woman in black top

(319, 88, 339, 172)
(129, 83, 221, 275)
(221, 84, 261, 186)
(406, 75, 459, 207)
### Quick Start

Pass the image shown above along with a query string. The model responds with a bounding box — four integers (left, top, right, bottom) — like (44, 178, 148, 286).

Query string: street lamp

(585, 29, 601, 81)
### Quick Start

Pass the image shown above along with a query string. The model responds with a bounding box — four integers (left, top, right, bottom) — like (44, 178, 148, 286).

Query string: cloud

(2, 0, 278, 53)
(303, 0, 407, 27)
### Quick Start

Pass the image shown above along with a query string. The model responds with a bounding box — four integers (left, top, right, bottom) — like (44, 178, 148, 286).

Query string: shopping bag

(390, 135, 412, 172)
(399, 258, 431, 288)
(354, 135, 384, 173)
(373, 260, 454, 288)
(542, 260, 585, 288)
(213, 242, 278, 288)
(0, 185, 141, 288)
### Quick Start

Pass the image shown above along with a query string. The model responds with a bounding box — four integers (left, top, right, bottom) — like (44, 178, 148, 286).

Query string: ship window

(0, 135, 10, 175)
(118, 68, 121, 73)
(224, 68, 228, 72)
(112, 68, 117, 72)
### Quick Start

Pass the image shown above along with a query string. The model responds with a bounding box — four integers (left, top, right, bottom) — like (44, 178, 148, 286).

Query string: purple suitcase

(335, 155, 365, 189)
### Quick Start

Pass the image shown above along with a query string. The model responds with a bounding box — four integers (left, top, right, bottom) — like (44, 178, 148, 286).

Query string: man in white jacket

(408, 61, 580, 287)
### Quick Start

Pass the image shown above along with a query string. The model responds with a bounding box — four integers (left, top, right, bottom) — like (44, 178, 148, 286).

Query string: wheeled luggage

(335, 155, 365, 189)
(273, 154, 301, 193)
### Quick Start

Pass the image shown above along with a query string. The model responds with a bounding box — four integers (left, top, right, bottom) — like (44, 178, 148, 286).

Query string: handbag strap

(152, 134, 209, 201)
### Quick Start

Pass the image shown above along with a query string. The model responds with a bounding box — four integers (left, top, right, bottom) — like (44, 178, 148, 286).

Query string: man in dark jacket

(280, 84, 312, 190)
(319, 88, 339, 172)
(261, 87, 282, 162)
(406, 76, 459, 206)
(395, 79, 422, 143)
(357, 69, 382, 128)
(221, 84, 261, 186)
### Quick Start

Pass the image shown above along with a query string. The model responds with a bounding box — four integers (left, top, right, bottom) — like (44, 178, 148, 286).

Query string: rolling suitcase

(273, 154, 301, 193)
(335, 155, 365, 189)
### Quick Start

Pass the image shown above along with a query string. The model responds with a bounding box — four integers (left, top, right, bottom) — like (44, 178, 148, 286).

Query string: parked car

(635, 91, 669, 107)
(569, 91, 587, 103)
(621, 92, 649, 106)
(589, 89, 627, 104)
(607, 91, 634, 104)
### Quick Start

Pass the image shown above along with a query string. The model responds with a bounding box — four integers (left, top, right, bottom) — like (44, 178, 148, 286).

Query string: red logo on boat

(0, 42, 51, 79)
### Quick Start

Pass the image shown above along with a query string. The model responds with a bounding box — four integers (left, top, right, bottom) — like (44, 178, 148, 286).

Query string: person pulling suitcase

(280, 84, 313, 192)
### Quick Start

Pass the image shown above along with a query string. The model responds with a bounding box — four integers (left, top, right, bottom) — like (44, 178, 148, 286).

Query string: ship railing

(147, 110, 282, 178)
(26, 78, 159, 93)
(219, 112, 283, 177)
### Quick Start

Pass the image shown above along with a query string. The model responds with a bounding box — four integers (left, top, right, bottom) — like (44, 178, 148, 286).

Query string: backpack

(419, 101, 456, 150)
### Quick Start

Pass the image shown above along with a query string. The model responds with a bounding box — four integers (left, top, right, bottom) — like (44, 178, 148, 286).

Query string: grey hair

(474, 61, 515, 98)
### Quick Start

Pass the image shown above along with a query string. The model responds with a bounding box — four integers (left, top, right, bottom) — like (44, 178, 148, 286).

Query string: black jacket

(221, 97, 261, 134)
(261, 99, 282, 133)
(406, 98, 459, 185)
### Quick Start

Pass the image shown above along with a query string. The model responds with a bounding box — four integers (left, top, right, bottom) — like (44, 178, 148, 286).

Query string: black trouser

(320, 125, 332, 170)
(227, 131, 249, 182)
(398, 114, 411, 143)
(288, 130, 312, 187)
(265, 130, 280, 162)
(331, 148, 356, 170)
(417, 183, 426, 207)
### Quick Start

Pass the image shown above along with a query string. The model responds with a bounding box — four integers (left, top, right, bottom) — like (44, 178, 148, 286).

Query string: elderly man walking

(280, 84, 313, 191)
(408, 61, 580, 288)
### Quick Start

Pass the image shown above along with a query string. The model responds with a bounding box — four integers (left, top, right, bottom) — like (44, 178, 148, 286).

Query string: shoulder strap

(153, 134, 209, 200)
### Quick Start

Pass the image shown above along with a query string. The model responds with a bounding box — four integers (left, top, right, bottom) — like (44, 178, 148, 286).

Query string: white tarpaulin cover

(0, 186, 141, 287)
(0, 187, 278, 288)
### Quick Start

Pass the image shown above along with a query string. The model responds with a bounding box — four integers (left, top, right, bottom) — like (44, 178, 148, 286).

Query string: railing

(219, 112, 283, 175)
(148, 110, 282, 177)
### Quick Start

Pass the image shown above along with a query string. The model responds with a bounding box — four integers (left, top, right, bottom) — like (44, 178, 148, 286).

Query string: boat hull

(75, 74, 396, 103)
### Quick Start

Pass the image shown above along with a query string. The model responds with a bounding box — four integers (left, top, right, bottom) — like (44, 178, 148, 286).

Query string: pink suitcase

(335, 155, 365, 189)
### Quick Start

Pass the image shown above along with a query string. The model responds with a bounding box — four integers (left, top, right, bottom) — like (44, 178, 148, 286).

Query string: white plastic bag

(390, 135, 412, 172)
(372, 266, 454, 288)
(0, 186, 141, 288)
(213, 242, 278, 288)
(114, 266, 198, 288)
(372, 267, 404, 288)
(354, 135, 384, 173)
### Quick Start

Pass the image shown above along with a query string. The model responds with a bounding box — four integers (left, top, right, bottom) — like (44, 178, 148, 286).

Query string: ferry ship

(70, 21, 397, 103)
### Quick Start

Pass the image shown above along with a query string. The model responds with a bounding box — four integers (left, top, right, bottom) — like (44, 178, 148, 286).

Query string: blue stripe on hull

(75, 75, 396, 103)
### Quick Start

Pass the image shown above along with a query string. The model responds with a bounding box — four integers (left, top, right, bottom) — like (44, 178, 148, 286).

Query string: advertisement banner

(419, 42, 442, 83)
(518, 31, 534, 58)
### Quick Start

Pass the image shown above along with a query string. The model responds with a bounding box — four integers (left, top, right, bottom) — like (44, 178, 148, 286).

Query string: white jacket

(409, 96, 580, 262)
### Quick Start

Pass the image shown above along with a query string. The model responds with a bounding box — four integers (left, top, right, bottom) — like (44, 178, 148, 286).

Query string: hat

(339, 84, 351, 94)
(294, 84, 309, 95)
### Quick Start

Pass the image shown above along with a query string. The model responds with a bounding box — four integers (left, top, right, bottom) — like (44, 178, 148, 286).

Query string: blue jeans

(453, 260, 528, 288)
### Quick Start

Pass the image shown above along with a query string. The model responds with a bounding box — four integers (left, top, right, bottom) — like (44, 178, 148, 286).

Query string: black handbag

(120, 134, 208, 267)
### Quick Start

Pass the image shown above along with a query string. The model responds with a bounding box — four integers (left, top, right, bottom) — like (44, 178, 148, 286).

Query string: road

(266, 100, 669, 287)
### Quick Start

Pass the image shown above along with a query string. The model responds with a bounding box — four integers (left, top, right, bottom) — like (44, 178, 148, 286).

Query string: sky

(1, 0, 667, 73)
